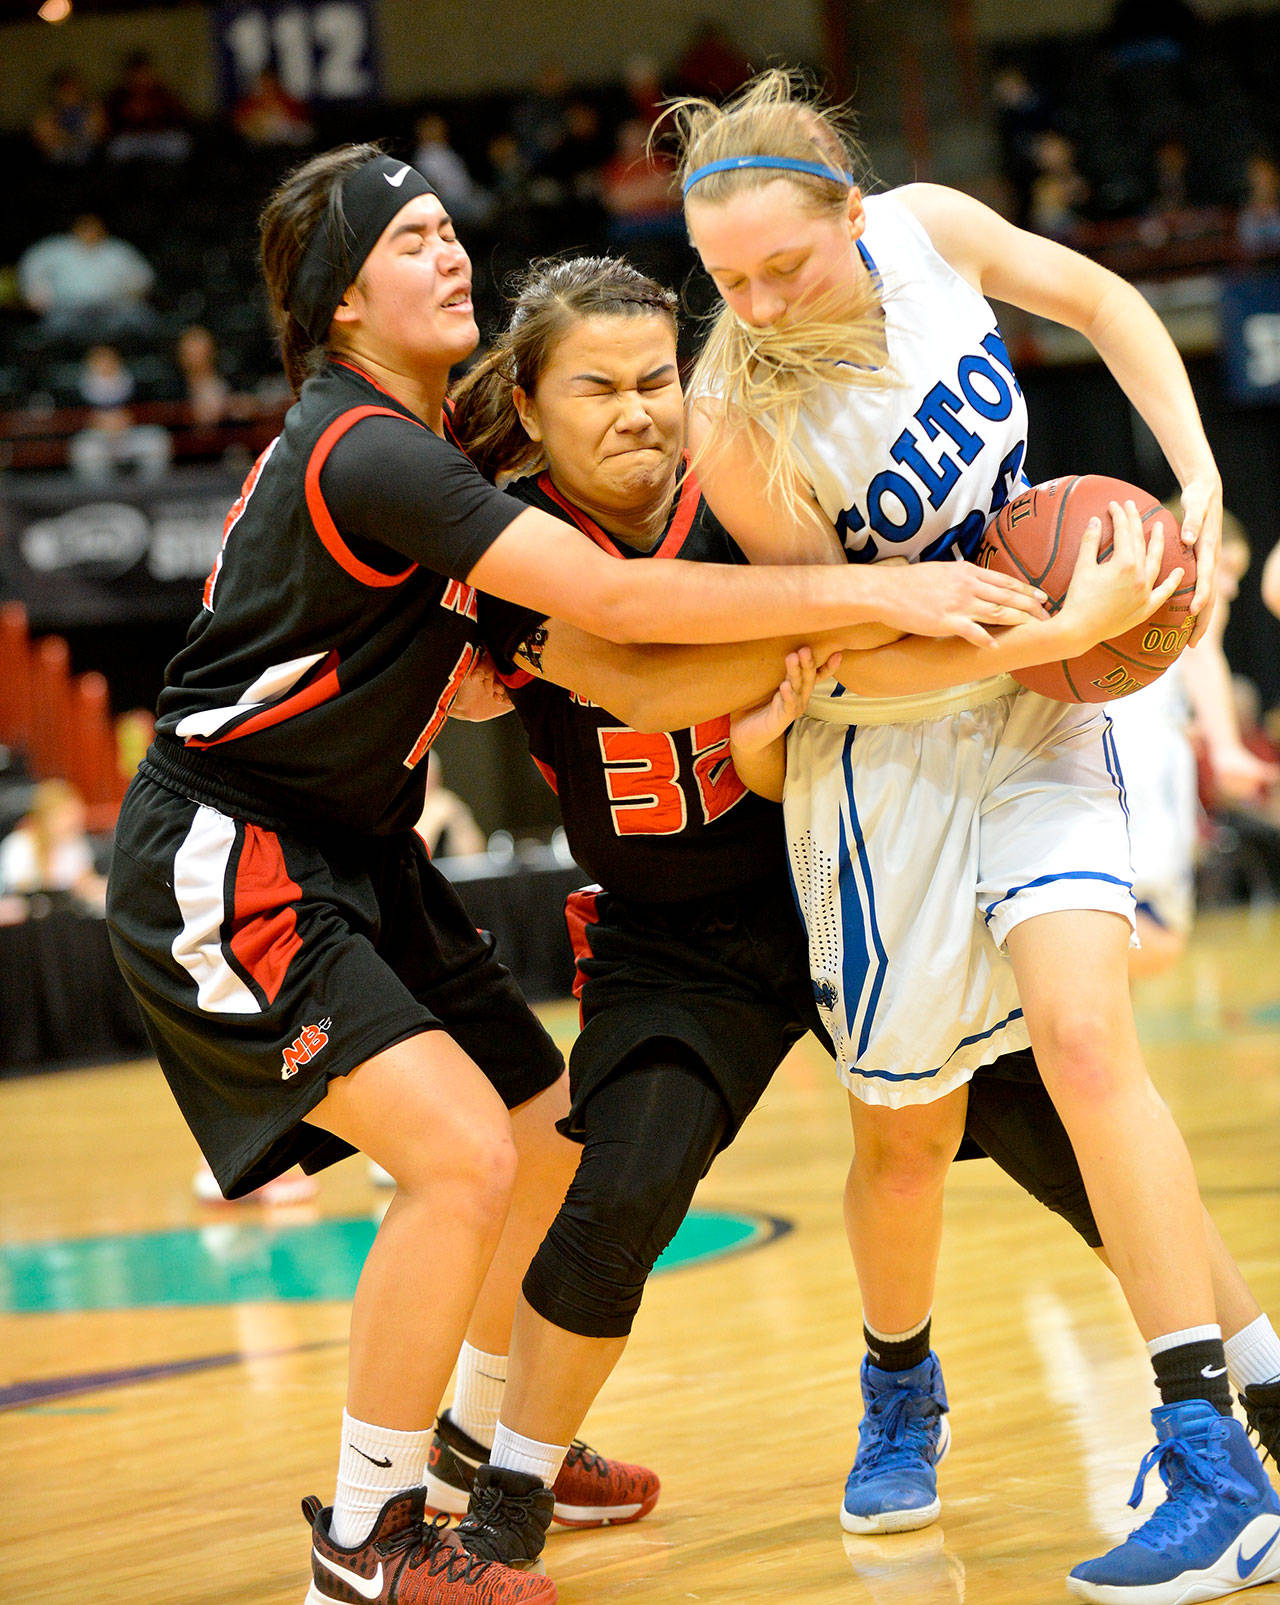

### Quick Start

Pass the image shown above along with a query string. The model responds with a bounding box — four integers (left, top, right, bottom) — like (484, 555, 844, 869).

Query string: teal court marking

(1, 1208, 791, 1318)
(1131, 1000, 1280, 1043)
(1, 1209, 791, 1412)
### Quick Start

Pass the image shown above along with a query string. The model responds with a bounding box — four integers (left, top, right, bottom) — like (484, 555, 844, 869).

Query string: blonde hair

(663, 68, 893, 513)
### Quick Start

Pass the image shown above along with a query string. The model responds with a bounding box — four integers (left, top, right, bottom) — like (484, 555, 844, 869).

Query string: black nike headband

(289, 154, 437, 343)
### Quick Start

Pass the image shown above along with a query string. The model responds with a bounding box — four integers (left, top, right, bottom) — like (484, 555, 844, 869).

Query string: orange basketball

(977, 474, 1197, 703)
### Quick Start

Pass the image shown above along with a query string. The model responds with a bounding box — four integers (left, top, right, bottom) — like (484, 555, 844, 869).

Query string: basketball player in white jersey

(671, 68, 1280, 1605)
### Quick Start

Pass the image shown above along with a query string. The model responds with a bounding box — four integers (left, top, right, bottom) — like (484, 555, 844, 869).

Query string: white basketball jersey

(790, 190, 1030, 568)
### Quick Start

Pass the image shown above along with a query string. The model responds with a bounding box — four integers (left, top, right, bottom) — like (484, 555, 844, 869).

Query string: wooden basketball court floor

(3, 904, 1278, 1605)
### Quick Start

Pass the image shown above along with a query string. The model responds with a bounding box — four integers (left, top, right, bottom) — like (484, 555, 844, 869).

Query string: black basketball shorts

(559, 871, 828, 1152)
(107, 771, 563, 1198)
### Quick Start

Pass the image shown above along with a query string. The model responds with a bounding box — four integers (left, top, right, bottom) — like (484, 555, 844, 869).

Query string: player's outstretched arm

(516, 620, 892, 733)
(470, 506, 1044, 647)
(838, 503, 1180, 698)
(900, 181, 1222, 627)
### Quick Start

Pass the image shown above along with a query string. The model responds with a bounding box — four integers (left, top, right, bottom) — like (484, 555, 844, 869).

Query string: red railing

(0, 600, 148, 832)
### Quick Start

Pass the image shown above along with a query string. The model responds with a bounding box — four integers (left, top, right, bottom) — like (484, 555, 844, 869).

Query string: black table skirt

(0, 863, 585, 1077)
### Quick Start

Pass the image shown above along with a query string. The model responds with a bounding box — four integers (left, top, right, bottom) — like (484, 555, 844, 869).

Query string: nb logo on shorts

(282, 1018, 332, 1079)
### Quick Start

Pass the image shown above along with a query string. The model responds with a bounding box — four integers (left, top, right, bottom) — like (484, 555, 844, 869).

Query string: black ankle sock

(1151, 1336, 1232, 1415)
(864, 1318, 931, 1373)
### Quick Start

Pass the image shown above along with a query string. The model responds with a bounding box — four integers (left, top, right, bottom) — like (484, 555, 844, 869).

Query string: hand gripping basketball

(978, 475, 1196, 703)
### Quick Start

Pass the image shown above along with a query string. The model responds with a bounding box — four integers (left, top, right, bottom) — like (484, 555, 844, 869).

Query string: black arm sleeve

(477, 592, 549, 674)
(319, 412, 527, 582)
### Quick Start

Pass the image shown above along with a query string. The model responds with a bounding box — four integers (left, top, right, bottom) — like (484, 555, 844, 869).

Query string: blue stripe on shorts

(982, 869, 1133, 927)
(849, 1005, 1026, 1083)
(1101, 714, 1131, 829)
(838, 730, 889, 1059)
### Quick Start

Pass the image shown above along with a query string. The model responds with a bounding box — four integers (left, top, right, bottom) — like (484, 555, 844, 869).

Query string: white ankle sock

(490, 1421, 569, 1487)
(450, 1343, 507, 1449)
(1226, 1315, 1280, 1390)
(330, 1409, 431, 1549)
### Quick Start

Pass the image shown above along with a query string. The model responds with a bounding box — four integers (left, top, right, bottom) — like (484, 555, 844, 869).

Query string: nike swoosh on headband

(384, 165, 410, 187)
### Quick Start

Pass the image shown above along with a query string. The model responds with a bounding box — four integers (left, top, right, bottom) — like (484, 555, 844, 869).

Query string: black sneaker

(456, 1465, 555, 1571)
(425, 1410, 659, 1528)
(1241, 1378, 1280, 1464)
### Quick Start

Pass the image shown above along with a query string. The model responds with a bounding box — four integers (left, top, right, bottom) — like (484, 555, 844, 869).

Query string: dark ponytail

(259, 142, 383, 395)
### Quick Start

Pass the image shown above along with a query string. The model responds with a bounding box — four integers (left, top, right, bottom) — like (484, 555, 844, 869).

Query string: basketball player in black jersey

(104, 147, 1052, 1605)
(425, 257, 1280, 1575)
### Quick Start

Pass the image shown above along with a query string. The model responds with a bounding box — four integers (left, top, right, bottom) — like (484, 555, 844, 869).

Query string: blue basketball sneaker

(840, 1352, 951, 1534)
(1068, 1399, 1280, 1604)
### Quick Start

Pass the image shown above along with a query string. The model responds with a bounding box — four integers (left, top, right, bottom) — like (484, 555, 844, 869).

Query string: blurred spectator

(233, 68, 313, 148)
(1105, 0, 1200, 69)
(533, 98, 608, 236)
(674, 19, 752, 98)
(0, 779, 107, 912)
(105, 50, 192, 163)
(990, 64, 1053, 225)
(1186, 513, 1280, 804)
(623, 55, 666, 130)
(1238, 151, 1280, 257)
(17, 213, 159, 346)
(173, 324, 257, 426)
(412, 113, 494, 228)
(417, 752, 486, 859)
(1028, 130, 1091, 240)
(1149, 135, 1191, 215)
(600, 119, 681, 239)
(68, 344, 172, 483)
(30, 67, 106, 167)
(511, 58, 571, 171)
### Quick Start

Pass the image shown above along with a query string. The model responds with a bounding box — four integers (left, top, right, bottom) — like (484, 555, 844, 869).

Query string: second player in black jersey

(486, 466, 785, 903)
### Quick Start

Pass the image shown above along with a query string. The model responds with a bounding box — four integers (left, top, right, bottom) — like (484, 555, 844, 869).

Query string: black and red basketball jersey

(480, 469, 786, 902)
(151, 360, 523, 835)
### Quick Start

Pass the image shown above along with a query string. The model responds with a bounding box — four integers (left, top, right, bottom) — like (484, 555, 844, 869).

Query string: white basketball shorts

(783, 687, 1136, 1107)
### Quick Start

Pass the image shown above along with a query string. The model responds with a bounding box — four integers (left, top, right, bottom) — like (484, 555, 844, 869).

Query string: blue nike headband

(681, 155, 855, 196)
(289, 154, 437, 343)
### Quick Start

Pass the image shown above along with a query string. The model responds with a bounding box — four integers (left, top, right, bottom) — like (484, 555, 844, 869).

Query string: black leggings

(522, 1047, 730, 1339)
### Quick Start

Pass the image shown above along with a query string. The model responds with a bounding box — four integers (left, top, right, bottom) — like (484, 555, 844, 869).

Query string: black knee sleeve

(523, 1049, 730, 1338)
(964, 1050, 1102, 1248)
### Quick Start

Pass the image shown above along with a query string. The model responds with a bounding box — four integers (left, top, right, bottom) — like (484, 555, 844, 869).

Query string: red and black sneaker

(302, 1483, 557, 1604)
(425, 1410, 660, 1528)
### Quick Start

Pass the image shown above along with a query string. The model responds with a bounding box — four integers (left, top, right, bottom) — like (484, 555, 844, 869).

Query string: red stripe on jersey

(305, 407, 420, 587)
(532, 754, 559, 794)
(229, 823, 303, 1005)
(563, 886, 602, 1015)
(204, 436, 279, 611)
(536, 457, 701, 560)
(184, 651, 342, 748)
(403, 642, 477, 770)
